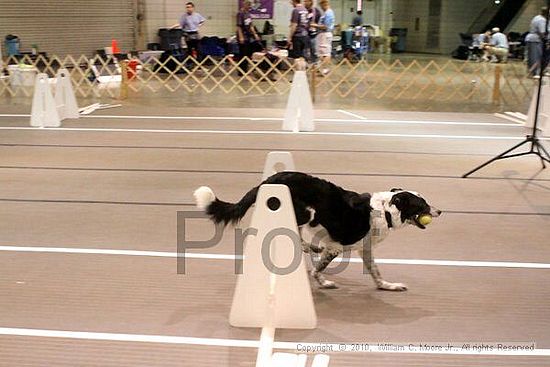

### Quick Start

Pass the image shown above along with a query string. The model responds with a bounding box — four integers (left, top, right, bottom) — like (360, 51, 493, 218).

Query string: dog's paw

(319, 279, 338, 289)
(377, 281, 408, 291)
(310, 270, 338, 289)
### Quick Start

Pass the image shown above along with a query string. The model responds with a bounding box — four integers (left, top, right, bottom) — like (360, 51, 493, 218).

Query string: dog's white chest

(369, 209, 390, 243)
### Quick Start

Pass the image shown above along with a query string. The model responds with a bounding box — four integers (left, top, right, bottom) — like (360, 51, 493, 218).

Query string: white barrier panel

(526, 82, 550, 137)
(30, 73, 61, 128)
(312, 354, 331, 367)
(229, 184, 317, 329)
(55, 68, 79, 120)
(271, 353, 308, 367)
(262, 152, 296, 180)
(283, 70, 314, 132)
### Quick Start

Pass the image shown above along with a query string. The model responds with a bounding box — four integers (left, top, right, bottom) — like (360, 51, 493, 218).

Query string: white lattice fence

(314, 59, 535, 110)
(0, 54, 536, 111)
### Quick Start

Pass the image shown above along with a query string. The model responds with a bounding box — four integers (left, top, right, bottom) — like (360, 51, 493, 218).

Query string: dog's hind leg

(358, 237, 407, 291)
(311, 249, 340, 289)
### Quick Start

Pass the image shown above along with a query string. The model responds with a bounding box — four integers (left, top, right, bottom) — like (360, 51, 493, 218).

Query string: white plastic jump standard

(311, 354, 331, 367)
(271, 353, 308, 367)
(55, 68, 79, 120)
(283, 70, 315, 132)
(30, 73, 61, 128)
(262, 152, 296, 180)
(229, 184, 317, 329)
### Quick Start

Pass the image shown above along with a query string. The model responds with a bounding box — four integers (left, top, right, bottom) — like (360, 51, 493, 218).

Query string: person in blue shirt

(311, 0, 335, 74)
(172, 2, 206, 57)
(525, 7, 549, 76)
(483, 27, 509, 63)
(487, 27, 509, 63)
(352, 10, 363, 27)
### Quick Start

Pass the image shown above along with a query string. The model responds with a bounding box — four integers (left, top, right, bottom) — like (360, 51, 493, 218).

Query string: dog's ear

(390, 192, 407, 208)
(390, 196, 400, 206)
(390, 188, 403, 192)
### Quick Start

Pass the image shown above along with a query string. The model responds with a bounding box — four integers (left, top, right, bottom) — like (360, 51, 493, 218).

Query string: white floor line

(0, 327, 258, 348)
(514, 112, 528, 120)
(1, 246, 549, 269)
(337, 110, 366, 120)
(505, 111, 528, 121)
(0, 327, 548, 356)
(0, 246, 237, 259)
(85, 115, 280, 121)
(0, 126, 538, 141)
(319, 118, 518, 127)
(0, 113, 523, 127)
(494, 113, 525, 125)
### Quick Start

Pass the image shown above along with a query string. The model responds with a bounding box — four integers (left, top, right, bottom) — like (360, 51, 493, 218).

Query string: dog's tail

(193, 186, 259, 226)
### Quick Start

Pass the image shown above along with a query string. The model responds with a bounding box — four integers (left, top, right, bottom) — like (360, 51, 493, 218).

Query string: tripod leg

(537, 145, 547, 169)
(462, 139, 530, 178)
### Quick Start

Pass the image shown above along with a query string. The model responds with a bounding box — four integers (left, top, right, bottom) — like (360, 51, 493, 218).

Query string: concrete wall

(439, 0, 495, 54)
(140, 0, 505, 55)
(389, 0, 430, 53)
(141, 0, 371, 45)
(387, 0, 497, 54)
(142, 0, 239, 46)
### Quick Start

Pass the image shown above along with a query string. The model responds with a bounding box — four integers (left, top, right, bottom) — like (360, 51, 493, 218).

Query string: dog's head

(389, 189, 441, 229)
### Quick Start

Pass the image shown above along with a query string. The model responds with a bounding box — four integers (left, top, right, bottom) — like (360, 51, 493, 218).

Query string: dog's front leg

(311, 249, 340, 289)
(359, 237, 407, 291)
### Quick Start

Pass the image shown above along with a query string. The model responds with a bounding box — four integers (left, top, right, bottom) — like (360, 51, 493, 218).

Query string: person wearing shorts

(313, 0, 335, 74)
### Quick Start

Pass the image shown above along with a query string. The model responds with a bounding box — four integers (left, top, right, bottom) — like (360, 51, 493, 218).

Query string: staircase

(468, 0, 529, 33)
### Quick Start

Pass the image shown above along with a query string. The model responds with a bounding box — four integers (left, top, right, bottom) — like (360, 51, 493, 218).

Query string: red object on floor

(127, 59, 138, 80)
(111, 39, 120, 54)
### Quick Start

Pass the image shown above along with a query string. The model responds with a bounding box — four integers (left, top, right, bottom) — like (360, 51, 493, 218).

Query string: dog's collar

(384, 211, 393, 228)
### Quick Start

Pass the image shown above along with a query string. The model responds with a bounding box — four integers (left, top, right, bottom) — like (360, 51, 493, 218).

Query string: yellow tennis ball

(418, 214, 433, 226)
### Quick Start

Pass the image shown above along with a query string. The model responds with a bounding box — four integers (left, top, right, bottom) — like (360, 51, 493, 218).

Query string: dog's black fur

(197, 171, 440, 290)
(205, 171, 434, 242)
(208, 172, 373, 245)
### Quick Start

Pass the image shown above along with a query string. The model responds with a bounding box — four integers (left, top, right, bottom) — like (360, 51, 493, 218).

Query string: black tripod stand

(463, 5, 550, 178)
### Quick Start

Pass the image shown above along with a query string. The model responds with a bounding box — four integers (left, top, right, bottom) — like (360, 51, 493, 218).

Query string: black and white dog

(194, 172, 441, 291)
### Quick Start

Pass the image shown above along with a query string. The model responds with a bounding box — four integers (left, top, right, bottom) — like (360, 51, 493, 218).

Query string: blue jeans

(527, 41, 543, 76)
(309, 35, 318, 63)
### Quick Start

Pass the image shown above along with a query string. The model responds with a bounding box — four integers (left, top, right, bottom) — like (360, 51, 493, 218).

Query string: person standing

(352, 10, 363, 27)
(237, 0, 261, 74)
(288, 0, 311, 60)
(173, 2, 206, 57)
(312, 0, 335, 74)
(305, 0, 322, 64)
(525, 7, 549, 76)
